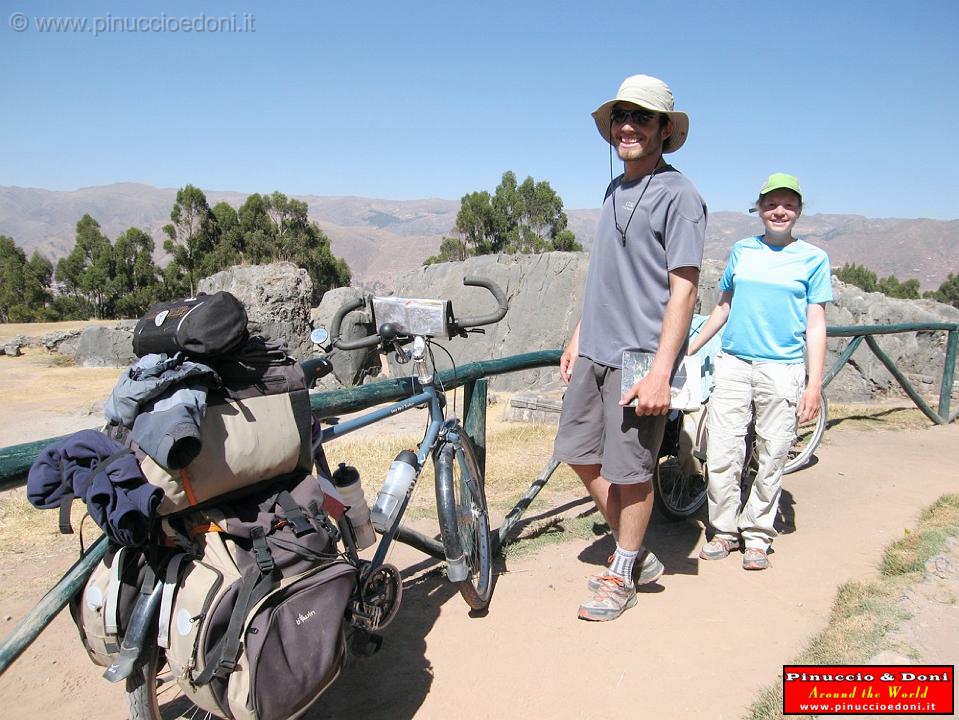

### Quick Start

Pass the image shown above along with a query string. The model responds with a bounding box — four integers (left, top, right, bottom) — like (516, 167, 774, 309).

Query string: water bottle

(370, 450, 419, 533)
(331, 463, 376, 550)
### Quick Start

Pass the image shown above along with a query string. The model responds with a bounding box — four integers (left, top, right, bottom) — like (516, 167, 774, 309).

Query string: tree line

(0, 185, 351, 323)
(834, 263, 959, 308)
(425, 171, 582, 264)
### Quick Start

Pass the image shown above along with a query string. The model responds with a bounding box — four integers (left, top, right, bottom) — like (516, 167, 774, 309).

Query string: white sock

(608, 545, 639, 587)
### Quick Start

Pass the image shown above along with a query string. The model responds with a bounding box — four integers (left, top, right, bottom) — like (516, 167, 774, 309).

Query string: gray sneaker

(699, 537, 740, 560)
(578, 575, 637, 622)
(587, 548, 664, 592)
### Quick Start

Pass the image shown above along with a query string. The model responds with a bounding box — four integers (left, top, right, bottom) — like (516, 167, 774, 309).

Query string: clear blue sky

(2, 0, 957, 218)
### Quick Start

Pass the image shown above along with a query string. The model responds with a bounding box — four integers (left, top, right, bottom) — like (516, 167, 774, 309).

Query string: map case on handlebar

(371, 296, 455, 338)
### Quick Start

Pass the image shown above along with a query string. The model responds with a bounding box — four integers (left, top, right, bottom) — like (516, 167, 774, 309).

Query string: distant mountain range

(1, 182, 956, 291)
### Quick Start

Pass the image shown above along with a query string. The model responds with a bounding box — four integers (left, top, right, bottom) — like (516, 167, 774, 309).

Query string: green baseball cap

(749, 172, 802, 212)
(759, 172, 802, 199)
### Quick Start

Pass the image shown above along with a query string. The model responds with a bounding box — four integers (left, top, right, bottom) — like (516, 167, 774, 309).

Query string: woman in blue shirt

(687, 173, 832, 570)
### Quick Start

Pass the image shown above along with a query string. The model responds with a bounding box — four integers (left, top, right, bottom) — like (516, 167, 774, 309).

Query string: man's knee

(568, 463, 602, 484)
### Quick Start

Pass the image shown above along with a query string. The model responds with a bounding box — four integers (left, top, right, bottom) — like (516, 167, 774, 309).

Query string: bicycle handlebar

(450, 276, 509, 331)
(329, 276, 508, 351)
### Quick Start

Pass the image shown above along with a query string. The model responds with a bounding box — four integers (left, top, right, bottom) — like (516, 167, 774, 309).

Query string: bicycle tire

(783, 392, 828, 474)
(653, 452, 708, 520)
(127, 645, 222, 720)
(434, 427, 494, 610)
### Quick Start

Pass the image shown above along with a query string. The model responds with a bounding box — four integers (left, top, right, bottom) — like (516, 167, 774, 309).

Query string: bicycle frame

(313, 376, 450, 570)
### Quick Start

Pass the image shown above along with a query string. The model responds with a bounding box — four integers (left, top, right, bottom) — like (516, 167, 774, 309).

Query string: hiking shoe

(699, 537, 740, 560)
(743, 547, 770, 570)
(587, 549, 664, 591)
(577, 575, 637, 622)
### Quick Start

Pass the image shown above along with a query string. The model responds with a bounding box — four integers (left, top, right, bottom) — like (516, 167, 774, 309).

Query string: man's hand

(560, 345, 577, 384)
(560, 323, 581, 384)
(620, 374, 671, 416)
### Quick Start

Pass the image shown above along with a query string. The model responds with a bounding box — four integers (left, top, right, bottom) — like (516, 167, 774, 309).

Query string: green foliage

(55, 214, 113, 318)
(0, 235, 54, 322)
(163, 184, 219, 296)
(111, 227, 162, 317)
(427, 171, 581, 264)
(834, 262, 877, 292)
(924, 272, 959, 309)
(236, 191, 351, 303)
(835, 263, 921, 300)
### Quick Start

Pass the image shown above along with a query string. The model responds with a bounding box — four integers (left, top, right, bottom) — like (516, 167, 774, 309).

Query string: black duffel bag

(133, 292, 249, 359)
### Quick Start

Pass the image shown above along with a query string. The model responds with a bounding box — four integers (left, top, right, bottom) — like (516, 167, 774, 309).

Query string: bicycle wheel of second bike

(653, 452, 708, 520)
(435, 428, 494, 610)
(783, 392, 828, 474)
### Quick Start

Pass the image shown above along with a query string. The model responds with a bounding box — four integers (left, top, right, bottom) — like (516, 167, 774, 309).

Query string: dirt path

(0, 363, 957, 718)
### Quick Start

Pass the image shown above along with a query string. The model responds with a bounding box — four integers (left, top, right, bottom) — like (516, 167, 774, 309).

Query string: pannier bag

(138, 340, 314, 516)
(69, 545, 151, 667)
(133, 292, 249, 359)
(160, 474, 357, 720)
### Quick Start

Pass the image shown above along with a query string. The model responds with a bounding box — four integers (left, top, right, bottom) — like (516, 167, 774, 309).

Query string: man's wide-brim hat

(592, 74, 689, 153)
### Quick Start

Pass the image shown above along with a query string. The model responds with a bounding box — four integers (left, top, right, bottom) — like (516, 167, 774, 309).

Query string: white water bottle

(370, 450, 419, 533)
(331, 463, 376, 550)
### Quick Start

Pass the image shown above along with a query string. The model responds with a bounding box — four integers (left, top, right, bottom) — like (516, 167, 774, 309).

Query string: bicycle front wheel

(783, 392, 828, 474)
(128, 645, 221, 720)
(435, 427, 494, 610)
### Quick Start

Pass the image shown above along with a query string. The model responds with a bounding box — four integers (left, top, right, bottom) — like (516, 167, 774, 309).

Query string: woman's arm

(687, 290, 733, 356)
(798, 302, 827, 422)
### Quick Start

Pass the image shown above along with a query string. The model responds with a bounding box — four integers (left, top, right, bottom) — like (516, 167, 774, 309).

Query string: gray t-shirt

(578, 165, 706, 368)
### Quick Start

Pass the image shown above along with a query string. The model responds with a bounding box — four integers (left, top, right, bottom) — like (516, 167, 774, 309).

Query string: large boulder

(73, 325, 136, 367)
(390, 253, 587, 391)
(199, 262, 314, 360)
(311, 286, 381, 387)
(383, 252, 958, 402)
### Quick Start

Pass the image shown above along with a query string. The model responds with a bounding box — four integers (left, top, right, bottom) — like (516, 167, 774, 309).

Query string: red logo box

(783, 665, 954, 715)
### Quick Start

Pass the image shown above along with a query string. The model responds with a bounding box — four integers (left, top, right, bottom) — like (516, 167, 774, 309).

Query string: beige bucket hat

(592, 74, 689, 153)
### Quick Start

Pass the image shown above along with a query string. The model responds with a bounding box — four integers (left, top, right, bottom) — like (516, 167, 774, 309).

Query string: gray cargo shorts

(553, 356, 666, 484)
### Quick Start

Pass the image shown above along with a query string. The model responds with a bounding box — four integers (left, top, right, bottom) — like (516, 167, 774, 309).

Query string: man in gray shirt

(554, 74, 706, 621)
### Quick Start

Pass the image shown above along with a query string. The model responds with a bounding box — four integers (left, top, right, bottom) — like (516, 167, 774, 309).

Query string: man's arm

(620, 266, 700, 415)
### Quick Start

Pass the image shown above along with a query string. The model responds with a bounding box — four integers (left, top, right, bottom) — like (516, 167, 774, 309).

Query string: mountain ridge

(1, 182, 956, 291)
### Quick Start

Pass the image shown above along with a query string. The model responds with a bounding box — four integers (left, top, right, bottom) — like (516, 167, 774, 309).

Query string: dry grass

(0, 319, 116, 343)
(745, 493, 959, 720)
(321, 419, 583, 526)
(826, 403, 932, 432)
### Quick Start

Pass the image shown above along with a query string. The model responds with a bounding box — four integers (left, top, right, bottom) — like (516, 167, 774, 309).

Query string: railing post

(463, 378, 488, 477)
(939, 329, 957, 421)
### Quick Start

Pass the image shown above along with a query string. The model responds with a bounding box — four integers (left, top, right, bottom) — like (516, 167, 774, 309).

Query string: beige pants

(704, 353, 805, 550)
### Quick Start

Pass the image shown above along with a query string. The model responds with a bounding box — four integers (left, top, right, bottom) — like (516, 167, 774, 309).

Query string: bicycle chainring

(352, 563, 403, 630)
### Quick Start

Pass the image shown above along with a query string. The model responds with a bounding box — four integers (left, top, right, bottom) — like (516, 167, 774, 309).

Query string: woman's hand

(797, 385, 821, 423)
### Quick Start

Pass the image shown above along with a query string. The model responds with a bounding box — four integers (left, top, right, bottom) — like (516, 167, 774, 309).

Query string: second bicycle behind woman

(687, 173, 832, 570)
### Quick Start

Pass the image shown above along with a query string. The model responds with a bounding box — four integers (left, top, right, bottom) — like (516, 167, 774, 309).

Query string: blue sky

(2, 0, 957, 218)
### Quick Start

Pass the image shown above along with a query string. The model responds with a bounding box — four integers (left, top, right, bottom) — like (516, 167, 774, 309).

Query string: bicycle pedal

(349, 628, 383, 657)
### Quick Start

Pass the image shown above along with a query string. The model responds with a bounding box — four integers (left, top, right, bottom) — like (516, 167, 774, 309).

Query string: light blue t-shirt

(719, 236, 832, 363)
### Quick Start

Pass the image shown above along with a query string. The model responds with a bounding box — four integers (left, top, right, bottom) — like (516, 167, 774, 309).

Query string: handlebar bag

(133, 292, 249, 359)
(160, 474, 356, 720)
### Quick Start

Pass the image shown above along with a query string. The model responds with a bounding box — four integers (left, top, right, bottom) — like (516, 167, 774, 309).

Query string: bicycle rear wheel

(435, 427, 494, 610)
(653, 454, 707, 520)
(783, 392, 828, 474)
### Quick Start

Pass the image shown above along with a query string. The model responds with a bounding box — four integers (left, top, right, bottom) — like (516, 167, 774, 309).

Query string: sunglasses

(610, 107, 657, 125)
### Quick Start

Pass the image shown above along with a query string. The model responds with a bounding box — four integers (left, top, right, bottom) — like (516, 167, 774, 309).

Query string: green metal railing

(1, 320, 956, 675)
(824, 323, 958, 424)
